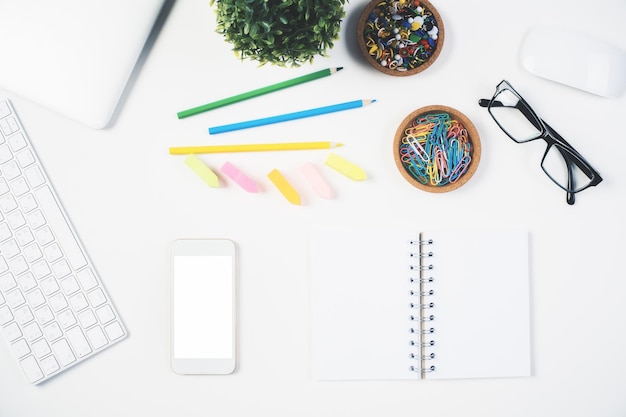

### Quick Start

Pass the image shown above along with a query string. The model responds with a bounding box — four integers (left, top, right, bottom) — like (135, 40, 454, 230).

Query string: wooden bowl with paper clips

(393, 105, 481, 192)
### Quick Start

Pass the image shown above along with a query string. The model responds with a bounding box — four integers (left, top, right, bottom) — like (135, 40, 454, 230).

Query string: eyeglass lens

(542, 144, 594, 193)
(489, 88, 542, 143)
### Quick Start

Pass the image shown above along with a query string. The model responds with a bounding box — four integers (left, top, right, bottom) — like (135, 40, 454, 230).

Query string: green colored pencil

(177, 67, 343, 119)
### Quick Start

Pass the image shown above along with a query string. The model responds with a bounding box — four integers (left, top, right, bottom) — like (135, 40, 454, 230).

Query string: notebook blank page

(422, 230, 531, 379)
(311, 229, 416, 380)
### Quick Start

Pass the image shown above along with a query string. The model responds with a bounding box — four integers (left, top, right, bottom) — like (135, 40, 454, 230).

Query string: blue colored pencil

(208, 99, 376, 134)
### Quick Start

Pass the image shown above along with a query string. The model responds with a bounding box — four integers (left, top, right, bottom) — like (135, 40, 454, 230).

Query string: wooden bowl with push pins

(393, 105, 481, 193)
(357, 0, 444, 76)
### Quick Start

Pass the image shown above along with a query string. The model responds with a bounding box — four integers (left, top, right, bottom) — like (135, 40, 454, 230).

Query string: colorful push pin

(184, 155, 220, 187)
(267, 169, 301, 205)
(324, 152, 367, 181)
(300, 162, 334, 199)
(221, 161, 258, 193)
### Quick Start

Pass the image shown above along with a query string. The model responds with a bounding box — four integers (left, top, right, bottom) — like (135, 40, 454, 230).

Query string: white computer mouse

(520, 26, 626, 98)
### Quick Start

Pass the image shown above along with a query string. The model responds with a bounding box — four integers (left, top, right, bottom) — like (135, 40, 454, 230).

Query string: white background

(1, 0, 625, 415)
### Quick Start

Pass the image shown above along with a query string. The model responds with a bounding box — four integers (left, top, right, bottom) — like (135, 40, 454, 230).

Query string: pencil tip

(337, 66, 344, 71)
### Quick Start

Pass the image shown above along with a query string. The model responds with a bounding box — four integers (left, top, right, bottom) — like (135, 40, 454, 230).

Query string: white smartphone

(170, 239, 237, 374)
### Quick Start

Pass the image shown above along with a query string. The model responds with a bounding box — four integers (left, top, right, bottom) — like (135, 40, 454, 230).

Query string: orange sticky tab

(267, 169, 301, 205)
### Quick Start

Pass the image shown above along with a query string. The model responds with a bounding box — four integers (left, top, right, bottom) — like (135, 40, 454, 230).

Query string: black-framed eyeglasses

(479, 80, 602, 205)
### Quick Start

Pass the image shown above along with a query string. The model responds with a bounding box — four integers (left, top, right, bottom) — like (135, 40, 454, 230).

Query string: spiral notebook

(310, 229, 531, 380)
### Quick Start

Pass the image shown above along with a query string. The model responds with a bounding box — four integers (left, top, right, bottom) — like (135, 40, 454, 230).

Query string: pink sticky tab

(300, 162, 334, 199)
(221, 161, 258, 193)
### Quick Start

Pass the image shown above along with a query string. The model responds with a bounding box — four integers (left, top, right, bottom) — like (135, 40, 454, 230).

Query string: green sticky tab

(185, 155, 220, 187)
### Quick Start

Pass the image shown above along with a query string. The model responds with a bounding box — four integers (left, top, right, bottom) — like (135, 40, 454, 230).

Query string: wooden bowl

(393, 105, 481, 192)
(357, 0, 444, 76)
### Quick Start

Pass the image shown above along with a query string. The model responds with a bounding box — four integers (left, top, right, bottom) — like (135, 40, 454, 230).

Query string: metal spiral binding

(408, 237, 436, 376)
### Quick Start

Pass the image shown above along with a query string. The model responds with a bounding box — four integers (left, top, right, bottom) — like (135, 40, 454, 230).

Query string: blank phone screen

(173, 255, 233, 359)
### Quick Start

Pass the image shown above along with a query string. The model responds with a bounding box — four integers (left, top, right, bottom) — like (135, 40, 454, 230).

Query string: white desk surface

(2, 0, 626, 415)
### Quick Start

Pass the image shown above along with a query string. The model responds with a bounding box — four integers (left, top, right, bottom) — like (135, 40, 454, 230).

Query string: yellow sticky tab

(267, 169, 301, 205)
(324, 152, 367, 181)
(184, 155, 220, 187)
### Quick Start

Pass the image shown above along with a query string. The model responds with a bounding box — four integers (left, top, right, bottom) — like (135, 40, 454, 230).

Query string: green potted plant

(211, 0, 347, 66)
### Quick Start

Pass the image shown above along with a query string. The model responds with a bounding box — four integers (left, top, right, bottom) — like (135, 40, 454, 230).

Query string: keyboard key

(3, 160, 21, 181)
(18, 193, 37, 213)
(17, 272, 37, 292)
(16, 148, 34, 167)
(76, 268, 97, 290)
(3, 321, 22, 342)
(43, 243, 63, 262)
(0, 144, 13, 164)
(0, 305, 13, 325)
(0, 272, 16, 291)
(6, 288, 25, 308)
(40, 355, 60, 375)
(26, 210, 46, 229)
(23, 244, 42, 262)
(35, 306, 54, 325)
(9, 255, 29, 275)
(19, 355, 44, 383)
(87, 288, 106, 307)
(52, 259, 71, 278)
(77, 309, 97, 328)
(31, 259, 51, 279)
(0, 223, 12, 241)
(1, 238, 20, 258)
(31, 339, 52, 358)
(13, 304, 34, 325)
(86, 326, 108, 350)
(104, 321, 124, 341)
(11, 338, 31, 358)
(22, 321, 42, 342)
(9, 177, 29, 196)
(58, 309, 77, 329)
(60, 276, 80, 295)
(0, 178, 9, 195)
(34, 226, 53, 245)
(48, 293, 68, 312)
(69, 293, 88, 312)
(51, 339, 76, 367)
(15, 227, 35, 246)
(26, 289, 45, 309)
(96, 305, 115, 324)
(24, 166, 45, 188)
(8, 133, 27, 152)
(6, 211, 26, 229)
(42, 321, 62, 341)
(0, 193, 18, 212)
(0, 116, 19, 136)
(40, 276, 60, 296)
(66, 326, 92, 358)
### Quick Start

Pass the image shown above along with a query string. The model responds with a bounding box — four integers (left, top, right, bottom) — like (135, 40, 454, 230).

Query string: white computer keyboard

(0, 99, 127, 384)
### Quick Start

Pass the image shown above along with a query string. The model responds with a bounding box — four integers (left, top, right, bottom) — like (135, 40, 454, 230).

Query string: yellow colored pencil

(169, 141, 342, 155)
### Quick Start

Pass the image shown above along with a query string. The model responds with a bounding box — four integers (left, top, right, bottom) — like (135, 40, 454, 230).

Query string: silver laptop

(0, 0, 167, 129)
